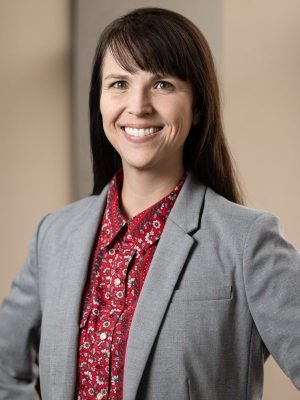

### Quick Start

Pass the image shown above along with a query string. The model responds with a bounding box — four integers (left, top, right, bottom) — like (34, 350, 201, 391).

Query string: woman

(0, 7, 299, 400)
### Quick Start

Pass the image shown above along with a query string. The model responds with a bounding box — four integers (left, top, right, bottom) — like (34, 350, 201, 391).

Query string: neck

(120, 164, 185, 219)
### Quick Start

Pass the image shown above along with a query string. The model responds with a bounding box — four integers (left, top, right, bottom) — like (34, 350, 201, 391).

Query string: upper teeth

(124, 127, 161, 137)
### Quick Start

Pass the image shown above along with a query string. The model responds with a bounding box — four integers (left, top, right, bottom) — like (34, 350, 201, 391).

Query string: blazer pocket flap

(171, 285, 232, 302)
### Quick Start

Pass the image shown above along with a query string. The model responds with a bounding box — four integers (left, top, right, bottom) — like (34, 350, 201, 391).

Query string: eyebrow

(103, 73, 170, 81)
(104, 74, 130, 81)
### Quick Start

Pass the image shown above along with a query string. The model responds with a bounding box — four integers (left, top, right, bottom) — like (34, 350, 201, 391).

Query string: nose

(127, 87, 153, 117)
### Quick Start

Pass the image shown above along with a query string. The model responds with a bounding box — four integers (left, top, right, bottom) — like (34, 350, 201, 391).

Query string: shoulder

(48, 195, 100, 219)
(184, 172, 276, 223)
(177, 173, 280, 242)
(201, 185, 281, 244)
(36, 189, 108, 242)
(206, 186, 275, 221)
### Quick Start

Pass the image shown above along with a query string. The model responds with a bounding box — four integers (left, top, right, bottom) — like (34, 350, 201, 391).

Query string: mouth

(120, 126, 163, 138)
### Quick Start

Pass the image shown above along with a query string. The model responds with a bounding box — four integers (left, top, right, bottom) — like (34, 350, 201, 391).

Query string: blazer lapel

(48, 189, 108, 399)
(123, 174, 207, 400)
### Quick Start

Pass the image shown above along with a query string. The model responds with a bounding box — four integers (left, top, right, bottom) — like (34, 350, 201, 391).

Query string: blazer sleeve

(243, 212, 300, 391)
(0, 215, 49, 400)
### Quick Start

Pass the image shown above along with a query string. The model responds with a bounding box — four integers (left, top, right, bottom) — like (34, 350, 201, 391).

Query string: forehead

(101, 52, 173, 88)
(101, 49, 185, 84)
(101, 49, 139, 77)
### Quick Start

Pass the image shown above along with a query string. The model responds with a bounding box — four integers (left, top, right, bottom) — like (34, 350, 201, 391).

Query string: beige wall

(0, 0, 72, 299)
(223, 1, 300, 398)
(0, 1, 299, 398)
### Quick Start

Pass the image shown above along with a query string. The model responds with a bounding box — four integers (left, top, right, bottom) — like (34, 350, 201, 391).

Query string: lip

(118, 125, 163, 144)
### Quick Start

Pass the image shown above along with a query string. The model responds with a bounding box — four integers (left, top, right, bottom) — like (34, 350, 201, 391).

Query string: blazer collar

(167, 171, 207, 233)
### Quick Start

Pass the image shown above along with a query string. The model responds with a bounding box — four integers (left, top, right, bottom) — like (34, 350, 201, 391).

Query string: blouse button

(114, 278, 121, 286)
(100, 332, 107, 340)
(97, 393, 104, 400)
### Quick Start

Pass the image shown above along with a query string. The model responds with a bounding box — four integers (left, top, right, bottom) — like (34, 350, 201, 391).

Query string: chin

(122, 158, 158, 172)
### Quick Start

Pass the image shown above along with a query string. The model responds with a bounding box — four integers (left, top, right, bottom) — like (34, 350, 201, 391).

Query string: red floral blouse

(75, 171, 186, 400)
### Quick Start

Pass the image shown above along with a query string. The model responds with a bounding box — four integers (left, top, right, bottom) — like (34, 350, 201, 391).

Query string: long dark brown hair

(89, 7, 244, 204)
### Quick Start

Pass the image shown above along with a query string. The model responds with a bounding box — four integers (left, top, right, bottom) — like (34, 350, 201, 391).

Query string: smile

(121, 126, 163, 137)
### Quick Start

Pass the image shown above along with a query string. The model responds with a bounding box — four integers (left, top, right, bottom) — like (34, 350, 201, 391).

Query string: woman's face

(100, 50, 199, 175)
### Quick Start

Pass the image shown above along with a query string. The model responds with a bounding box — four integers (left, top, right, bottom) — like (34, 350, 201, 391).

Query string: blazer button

(100, 332, 107, 340)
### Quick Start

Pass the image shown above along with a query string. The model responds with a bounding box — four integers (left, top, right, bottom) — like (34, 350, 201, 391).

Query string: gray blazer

(0, 173, 299, 400)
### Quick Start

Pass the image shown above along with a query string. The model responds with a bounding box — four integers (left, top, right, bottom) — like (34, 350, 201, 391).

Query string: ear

(192, 111, 200, 125)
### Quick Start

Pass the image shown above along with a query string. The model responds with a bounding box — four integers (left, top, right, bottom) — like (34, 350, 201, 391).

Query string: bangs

(105, 18, 191, 81)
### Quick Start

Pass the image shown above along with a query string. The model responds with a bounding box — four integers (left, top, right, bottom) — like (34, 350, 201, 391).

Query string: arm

(0, 216, 48, 399)
(243, 212, 300, 390)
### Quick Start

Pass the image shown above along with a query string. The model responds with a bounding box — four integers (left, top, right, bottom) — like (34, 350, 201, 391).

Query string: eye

(154, 81, 173, 90)
(111, 81, 128, 89)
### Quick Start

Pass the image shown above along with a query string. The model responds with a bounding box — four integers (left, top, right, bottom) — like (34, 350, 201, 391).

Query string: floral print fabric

(75, 171, 186, 400)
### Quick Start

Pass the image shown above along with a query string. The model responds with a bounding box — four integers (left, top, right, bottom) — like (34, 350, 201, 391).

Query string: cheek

(99, 93, 105, 113)
(99, 94, 113, 117)
(163, 97, 193, 124)
(100, 97, 124, 127)
(168, 113, 193, 136)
